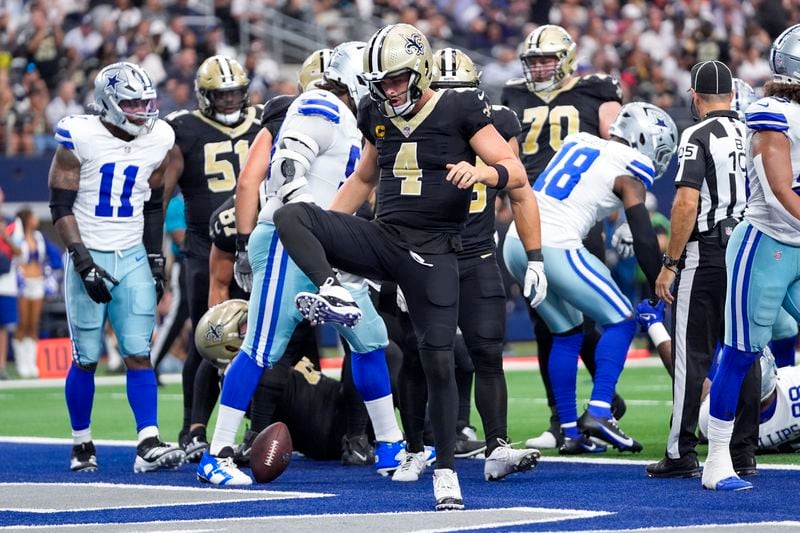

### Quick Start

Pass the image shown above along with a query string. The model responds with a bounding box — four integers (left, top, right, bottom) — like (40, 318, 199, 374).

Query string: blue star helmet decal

(105, 73, 121, 93)
(655, 118, 668, 128)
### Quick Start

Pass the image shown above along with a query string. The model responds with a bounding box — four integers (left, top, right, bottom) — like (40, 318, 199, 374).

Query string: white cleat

(484, 440, 540, 481)
(295, 278, 362, 327)
(525, 429, 560, 450)
(433, 468, 464, 511)
(197, 449, 253, 486)
(133, 437, 185, 473)
(392, 451, 428, 482)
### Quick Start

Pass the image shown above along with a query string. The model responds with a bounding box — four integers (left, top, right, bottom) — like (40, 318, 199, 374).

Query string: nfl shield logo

(775, 250, 783, 261)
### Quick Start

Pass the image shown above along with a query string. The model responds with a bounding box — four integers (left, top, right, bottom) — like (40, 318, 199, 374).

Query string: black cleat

(134, 437, 185, 472)
(454, 429, 487, 459)
(559, 434, 607, 455)
(646, 455, 701, 478)
(733, 455, 758, 477)
(611, 393, 627, 420)
(70, 441, 98, 472)
(341, 434, 376, 466)
(183, 428, 209, 464)
(578, 411, 642, 453)
(234, 429, 259, 467)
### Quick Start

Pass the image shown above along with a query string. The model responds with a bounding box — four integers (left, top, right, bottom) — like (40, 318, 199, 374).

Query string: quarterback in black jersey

(501, 25, 625, 451)
(273, 23, 527, 512)
(162, 55, 262, 454)
(390, 47, 543, 484)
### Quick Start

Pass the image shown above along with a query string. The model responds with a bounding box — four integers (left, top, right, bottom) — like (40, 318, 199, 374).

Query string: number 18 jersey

(54, 115, 174, 251)
(531, 132, 655, 248)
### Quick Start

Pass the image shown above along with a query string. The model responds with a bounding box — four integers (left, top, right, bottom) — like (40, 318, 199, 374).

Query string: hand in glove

(636, 298, 664, 330)
(523, 250, 547, 308)
(148, 253, 166, 304)
(611, 222, 634, 259)
(69, 243, 119, 304)
(234, 233, 253, 293)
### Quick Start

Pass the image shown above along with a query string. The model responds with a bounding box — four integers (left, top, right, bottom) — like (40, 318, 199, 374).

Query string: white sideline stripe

(0, 482, 333, 513)
(0, 507, 611, 531)
(576, 521, 800, 532)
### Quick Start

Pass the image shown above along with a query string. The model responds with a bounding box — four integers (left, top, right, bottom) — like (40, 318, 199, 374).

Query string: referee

(648, 61, 760, 478)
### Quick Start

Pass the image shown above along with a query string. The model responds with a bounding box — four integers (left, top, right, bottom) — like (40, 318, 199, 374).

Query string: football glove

(148, 253, 166, 304)
(636, 298, 664, 330)
(68, 243, 119, 304)
(523, 260, 547, 308)
(234, 234, 253, 293)
(612, 222, 634, 259)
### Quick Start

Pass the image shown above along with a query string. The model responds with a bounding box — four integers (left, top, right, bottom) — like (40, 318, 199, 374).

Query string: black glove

(68, 243, 119, 304)
(234, 233, 253, 293)
(148, 253, 166, 304)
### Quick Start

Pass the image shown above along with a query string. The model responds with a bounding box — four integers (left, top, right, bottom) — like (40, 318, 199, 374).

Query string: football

(250, 422, 293, 483)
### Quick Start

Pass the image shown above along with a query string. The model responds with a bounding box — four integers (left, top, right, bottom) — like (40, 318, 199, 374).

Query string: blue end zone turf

(0, 442, 797, 530)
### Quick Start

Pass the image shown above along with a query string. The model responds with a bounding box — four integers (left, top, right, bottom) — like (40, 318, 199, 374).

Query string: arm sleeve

(626, 203, 661, 293)
(674, 130, 707, 190)
(143, 187, 164, 256)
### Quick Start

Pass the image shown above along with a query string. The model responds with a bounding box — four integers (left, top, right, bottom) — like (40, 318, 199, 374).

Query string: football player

(391, 47, 543, 484)
(703, 24, 800, 491)
(503, 102, 678, 454)
(502, 24, 625, 450)
(198, 42, 404, 486)
(50, 62, 184, 472)
(273, 24, 528, 511)
(162, 55, 261, 457)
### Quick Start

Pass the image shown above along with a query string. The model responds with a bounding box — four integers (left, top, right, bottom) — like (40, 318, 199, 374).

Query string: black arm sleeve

(626, 203, 661, 294)
(143, 186, 164, 256)
(49, 187, 78, 223)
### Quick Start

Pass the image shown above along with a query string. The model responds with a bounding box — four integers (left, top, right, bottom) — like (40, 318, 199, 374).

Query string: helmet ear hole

(639, 133, 646, 146)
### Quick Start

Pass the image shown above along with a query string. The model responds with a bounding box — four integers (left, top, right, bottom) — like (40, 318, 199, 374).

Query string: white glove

(523, 260, 547, 308)
(396, 287, 408, 314)
(612, 222, 634, 259)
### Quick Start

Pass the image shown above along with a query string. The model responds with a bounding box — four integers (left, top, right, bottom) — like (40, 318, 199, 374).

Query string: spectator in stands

(63, 14, 103, 62)
(14, 2, 64, 90)
(128, 38, 167, 87)
(45, 80, 84, 133)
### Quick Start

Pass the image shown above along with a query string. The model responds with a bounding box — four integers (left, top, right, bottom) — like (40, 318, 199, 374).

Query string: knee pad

(419, 349, 455, 385)
(467, 343, 503, 375)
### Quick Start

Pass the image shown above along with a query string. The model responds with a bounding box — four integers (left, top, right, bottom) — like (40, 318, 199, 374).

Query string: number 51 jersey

(530, 132, 656, 248)
(54, 114, 174, 251)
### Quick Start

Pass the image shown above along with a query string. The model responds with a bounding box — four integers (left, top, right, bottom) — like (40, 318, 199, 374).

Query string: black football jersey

(166, 107, 262, 237)
(358, 88, 492, 253)
(501, 74, 621, 182)
(461, 104, 521, 257)
(210, 195, 236, 254)
(261, 95, 295, 138)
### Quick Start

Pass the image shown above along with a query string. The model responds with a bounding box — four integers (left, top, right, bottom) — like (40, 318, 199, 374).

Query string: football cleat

(578, 412, 643, 453)
(183, 428, 209, 464)
(646, 455, 701, 478)
(375, 440, 406, 476)
(233, 429, 259, 467)
(433, 468, 464, 511)
(484, 440, 540, 481)
(611, 393, 627, 420)
(392, 450, 428, 482)
(705, 475, 753, 491)
(70, 441, 98, 472)
(341, 434, 376, 466)
(197, 447, 253, 486)
(295, 278, 362, 327)
(525, 429, 562, 450)
(134, 437, 186, 473)
(455, 434, 487, 459)
(559, 434, 607, 455)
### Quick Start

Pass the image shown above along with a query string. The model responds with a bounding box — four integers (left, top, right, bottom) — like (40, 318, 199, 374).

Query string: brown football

(250, 421, 292, 483)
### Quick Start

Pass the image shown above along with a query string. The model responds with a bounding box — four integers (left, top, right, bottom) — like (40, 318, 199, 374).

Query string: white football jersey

(54, 115, 174, 251)
(259, 89, 362, 222)
(744, 96, 800, 245)
(700, 365, 800, 450)
(511, 132, 655, 248)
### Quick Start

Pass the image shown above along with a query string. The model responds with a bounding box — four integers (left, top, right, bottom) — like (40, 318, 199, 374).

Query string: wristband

(490, 164, 509, 189)
(526, 249, 543, 262)
(648, 322, 670, 347)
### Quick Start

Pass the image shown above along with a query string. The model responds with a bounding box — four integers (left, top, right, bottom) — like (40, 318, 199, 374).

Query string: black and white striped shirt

(674, 110, 747, 234)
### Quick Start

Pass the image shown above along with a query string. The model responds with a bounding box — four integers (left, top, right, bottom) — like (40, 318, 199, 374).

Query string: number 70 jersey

(54, 115, 174, 251)
(532, 132, 655, 248)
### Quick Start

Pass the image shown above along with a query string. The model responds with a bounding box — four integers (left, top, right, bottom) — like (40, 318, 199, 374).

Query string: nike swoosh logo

(352, 451, 367, 462)
(135, 255, 144, 262)
(409, 251, 434, 267)
(756, 102, 769, 107)
(601, 425, 634, 448)
(480, 253, 493, 259)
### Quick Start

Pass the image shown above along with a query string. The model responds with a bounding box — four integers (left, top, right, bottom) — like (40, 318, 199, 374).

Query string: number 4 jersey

(528, 132, 656, 248)
(54, 115, 174, 251)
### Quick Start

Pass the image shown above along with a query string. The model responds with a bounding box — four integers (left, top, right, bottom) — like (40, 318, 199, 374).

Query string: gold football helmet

(194, 299, 248, 369)
(519, 25, 577, 93)
(195, 55, 250, 125)
(298, 48, 333, 92)
(431, 48, 481, 89)
(362, 23, 433, 117)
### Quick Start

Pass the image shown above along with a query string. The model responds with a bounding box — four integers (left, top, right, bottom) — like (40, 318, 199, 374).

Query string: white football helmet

(93, 62, 158, 137)
(732, 78, 756, 121)
(609, 102, 679, 180)
(194, 299, 248, 369)
(770, 24, 800, 85)
(324, 41, 369, 107)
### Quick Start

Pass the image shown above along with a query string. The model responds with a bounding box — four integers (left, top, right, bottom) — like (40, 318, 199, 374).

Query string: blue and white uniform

(56, 115, 174, 363)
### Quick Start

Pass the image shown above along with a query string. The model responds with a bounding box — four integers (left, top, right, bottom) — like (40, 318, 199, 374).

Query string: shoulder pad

(745, 97, 790, 132)
(165, 110, 191, 123)
(54, 116, 78, 150)
(295, 92, 342, 123)
(262, 95, 295, 126)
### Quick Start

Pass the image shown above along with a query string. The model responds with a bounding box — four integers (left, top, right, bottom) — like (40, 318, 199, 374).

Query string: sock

(561, 422, 579, 439)
(709, 345, 759, 421)
(219, 351, 264, 411)
(364, 395, 403, 442)
(65, 365, 95, 432)
(137, 426, 159, 442)
(72, 427, 91, 446)
(126, 368, 158, 433)
(549, 332, 583, 427)
(587, 400, 612, 419)
(591, 319, 636, 406)
(210, 405, 247, 455)
(769, 335, 796, 367)
(706, 415, 735, 465)
(350, 349, 392, 400)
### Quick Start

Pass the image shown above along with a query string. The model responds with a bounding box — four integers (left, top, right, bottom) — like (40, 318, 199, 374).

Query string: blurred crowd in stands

(1, 0, 799, 157)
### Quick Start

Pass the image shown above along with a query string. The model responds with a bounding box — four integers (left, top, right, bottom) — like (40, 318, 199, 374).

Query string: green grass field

(3, 361, 798, 465)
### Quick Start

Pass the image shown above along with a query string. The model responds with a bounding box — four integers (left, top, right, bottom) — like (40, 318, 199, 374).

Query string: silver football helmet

(324, 41, 369, 106)
(760, 346, 778, 402)
(609, 102, 678, 180)
(194, 299, 248, 369)
(732, 78, 756, 121)
(93, 62, 158, 137)
(770, 24, 800, 85)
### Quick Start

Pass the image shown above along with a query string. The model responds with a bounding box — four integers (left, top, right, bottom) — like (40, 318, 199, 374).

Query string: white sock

(11, 338, 26, 376)
(73, 428, 92, 445)
(137, 426, 159, 443)
(588, 400, 611, 409)
(704, 415, 735, 485)
(707, 415, 734, 451)
(364, 395, 403, 442)
(210, 405, 246, 455)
